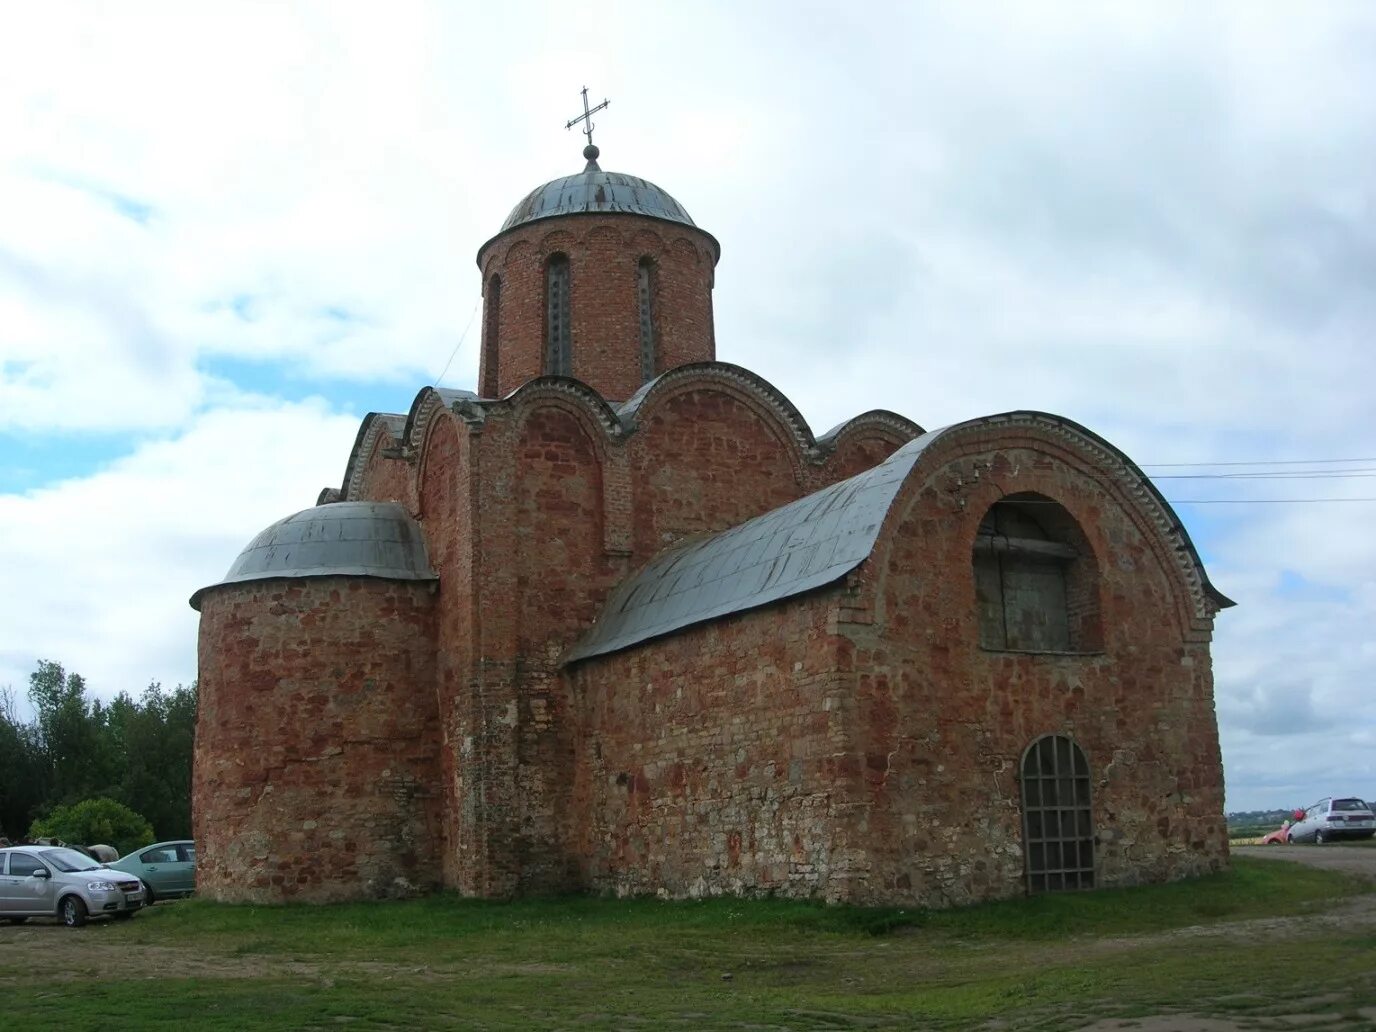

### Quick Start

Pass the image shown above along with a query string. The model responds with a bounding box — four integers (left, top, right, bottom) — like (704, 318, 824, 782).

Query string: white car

(0, 846, 145, 926)
(1288, 797, 1376, 844)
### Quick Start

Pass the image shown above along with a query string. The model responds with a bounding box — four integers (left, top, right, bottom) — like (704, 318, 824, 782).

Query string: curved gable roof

(564, 432, 938, 664)
(565, 411, 1232, 665)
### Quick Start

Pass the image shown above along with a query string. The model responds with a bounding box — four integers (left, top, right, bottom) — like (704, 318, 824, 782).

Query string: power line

(1140, 456, 1376, 468)
(1165, 498, 1376, 504)
(432, 298, 481, 388)
(1152, 471, 1376, 480)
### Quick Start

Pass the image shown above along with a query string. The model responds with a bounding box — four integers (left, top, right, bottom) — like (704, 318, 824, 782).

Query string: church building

(190, 129, 1233, 907)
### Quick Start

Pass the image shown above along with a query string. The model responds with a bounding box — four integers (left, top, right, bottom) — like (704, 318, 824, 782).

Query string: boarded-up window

(974, 495, 1100, 652)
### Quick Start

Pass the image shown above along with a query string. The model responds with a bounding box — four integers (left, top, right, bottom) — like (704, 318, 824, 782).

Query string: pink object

(1261, 821, 1291, 845)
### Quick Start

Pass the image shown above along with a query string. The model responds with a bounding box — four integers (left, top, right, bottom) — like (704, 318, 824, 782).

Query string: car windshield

(1333, 799, 1369, 812)
(39, 848, 100, 873)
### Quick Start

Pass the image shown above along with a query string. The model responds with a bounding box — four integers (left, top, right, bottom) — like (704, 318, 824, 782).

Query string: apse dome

(190, 501, 437, 610)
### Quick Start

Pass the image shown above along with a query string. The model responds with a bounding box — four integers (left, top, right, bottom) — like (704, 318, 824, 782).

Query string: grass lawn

(4, 856, 1374, 1030)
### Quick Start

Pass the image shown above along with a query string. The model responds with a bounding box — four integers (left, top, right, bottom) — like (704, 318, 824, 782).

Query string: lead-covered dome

(497, 163, 698, 235)
(190, 501, 437, 610)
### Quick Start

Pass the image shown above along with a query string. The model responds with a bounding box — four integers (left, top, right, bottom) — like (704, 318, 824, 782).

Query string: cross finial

(565, 85, 610, 168)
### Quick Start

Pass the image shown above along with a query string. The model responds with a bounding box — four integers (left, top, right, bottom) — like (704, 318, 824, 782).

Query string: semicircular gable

(817, 410, 927, 483)
(865, 411, 1231, 634)
(617, 362, 816, 455)
(818, 410, 925, 450)
(403, 386, 481, 454)
(339, 412, 406, 501)
(566, 411, 1230, 664)
(499, 375, 625, 443)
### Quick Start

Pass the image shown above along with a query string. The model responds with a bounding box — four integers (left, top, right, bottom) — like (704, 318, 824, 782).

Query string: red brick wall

(564, 426, 1225, 908)
(477, 214, 718, 402)
(193, 577, 440, 903)
(629, 387, 806, 555)
(568, 593, 864, 900)
(415, 414, 483, 891)
(357, 438, 415, 511)
(842, 430, 1226, 906)
(818, 434, 907, 486)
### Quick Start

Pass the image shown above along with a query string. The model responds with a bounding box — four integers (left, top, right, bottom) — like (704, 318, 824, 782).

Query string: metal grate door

(1021, 735, 1094, 892)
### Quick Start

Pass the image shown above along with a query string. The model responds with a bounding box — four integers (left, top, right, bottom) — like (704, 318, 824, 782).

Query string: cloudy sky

(2, 2, 1373, 813)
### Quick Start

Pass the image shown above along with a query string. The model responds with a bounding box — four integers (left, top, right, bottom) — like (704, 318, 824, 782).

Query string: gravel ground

(1232, 842, 1376, 880)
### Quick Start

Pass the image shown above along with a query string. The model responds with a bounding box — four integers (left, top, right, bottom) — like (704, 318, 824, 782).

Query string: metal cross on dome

(565, 86, 610, 156)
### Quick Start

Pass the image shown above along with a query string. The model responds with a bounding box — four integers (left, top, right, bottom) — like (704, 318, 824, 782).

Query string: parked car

(1288, 797, 1376, 844)
(0, 845, 144, 926)
(108, 840, 196, 902)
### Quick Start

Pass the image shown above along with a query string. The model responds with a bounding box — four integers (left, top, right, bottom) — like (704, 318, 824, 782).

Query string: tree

(28, 661, 119, 808)
(0, 686, 44, 839)
(29, 797, 155, 856)
(4, 661, 198, 843)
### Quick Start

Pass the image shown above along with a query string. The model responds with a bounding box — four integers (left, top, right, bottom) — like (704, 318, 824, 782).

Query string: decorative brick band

(339, 413, 406, 502)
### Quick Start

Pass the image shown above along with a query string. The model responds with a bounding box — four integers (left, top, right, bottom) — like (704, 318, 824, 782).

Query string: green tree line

(0, 660, 196, 844)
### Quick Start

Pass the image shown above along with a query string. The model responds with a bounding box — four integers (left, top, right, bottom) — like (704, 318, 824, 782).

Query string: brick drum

(192, 155, 1230, 907)
(194, 578, 439, 902)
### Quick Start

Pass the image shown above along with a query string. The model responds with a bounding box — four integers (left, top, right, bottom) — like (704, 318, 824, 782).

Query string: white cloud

(0, 399, 359, 701)
(1, 1, 1374, 811)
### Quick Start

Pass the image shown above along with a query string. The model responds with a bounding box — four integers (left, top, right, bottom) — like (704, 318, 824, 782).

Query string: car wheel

(141, 881, 156, 905)
(61, 895, 88, 928)
(1315, 829, 1328, 845)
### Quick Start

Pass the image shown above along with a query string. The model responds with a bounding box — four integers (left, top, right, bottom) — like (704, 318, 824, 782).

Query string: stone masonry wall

(839, 431, 1227, 907)
(402, 383, 899, 896)
(561, 426, 1226, 909)
(568, 591, 867, 901)
(477, 214, 718, 402)
(193, 577, 440, 903)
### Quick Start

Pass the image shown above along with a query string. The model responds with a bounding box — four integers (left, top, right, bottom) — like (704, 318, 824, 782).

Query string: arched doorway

(1021, 735, 1095, 892)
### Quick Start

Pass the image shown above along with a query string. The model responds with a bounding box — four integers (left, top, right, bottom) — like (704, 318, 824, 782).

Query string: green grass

(4, 857, 1374, 1031)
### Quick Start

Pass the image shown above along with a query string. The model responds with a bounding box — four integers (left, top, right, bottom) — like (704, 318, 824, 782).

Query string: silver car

(0, 846, 145, 926)
(1288, 797, 1376, 844)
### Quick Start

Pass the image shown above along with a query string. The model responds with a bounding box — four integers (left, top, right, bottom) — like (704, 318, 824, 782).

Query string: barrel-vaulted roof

(564, 433, 937, 663)
(565, 411, 1233, 664)
(189, 501, 437, 610)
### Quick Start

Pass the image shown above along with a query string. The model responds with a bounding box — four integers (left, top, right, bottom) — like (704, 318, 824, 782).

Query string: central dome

(498, 166, 698, 234)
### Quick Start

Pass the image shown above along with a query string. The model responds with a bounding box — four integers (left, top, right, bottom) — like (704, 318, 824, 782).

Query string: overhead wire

(430, 298, 481, 387)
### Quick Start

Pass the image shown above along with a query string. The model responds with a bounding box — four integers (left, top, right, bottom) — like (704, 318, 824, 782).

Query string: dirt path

(1233, 842, 1376, 880)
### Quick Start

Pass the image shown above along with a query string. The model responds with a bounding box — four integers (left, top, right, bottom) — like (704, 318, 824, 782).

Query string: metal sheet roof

(498, 168, 697, 234)
(190, 501, 437, 610)
(564, 432, 940, 663)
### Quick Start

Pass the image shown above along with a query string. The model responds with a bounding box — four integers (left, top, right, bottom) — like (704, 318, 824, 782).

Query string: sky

(1, 2, 1373, 813)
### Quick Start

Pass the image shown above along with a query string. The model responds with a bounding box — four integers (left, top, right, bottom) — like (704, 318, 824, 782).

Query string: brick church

(191, 132, 1233, 907)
